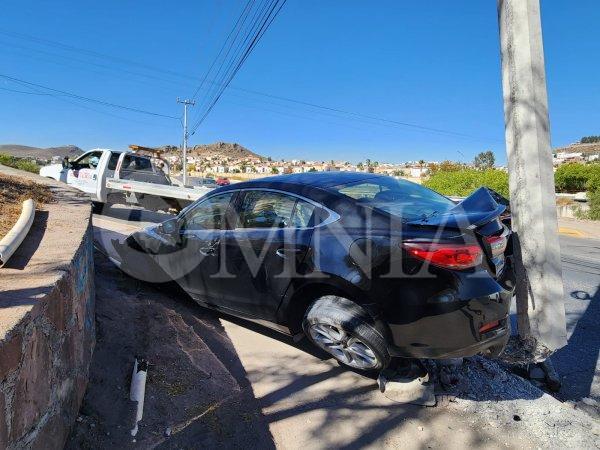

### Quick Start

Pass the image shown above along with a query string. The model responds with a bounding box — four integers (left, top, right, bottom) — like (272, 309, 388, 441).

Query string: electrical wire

(190, 0, 287, 135)
(0, 26, 500, 143)
(0, 73, 179, 119)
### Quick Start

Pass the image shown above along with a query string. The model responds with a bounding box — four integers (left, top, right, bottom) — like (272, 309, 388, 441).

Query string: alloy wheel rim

(308, 323, 378, 369)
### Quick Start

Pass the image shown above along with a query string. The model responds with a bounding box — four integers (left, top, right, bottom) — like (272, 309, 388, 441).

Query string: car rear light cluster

(402, 242, 483, 270)
(485, 234, 508, 257)
(479, 320, 500, 334)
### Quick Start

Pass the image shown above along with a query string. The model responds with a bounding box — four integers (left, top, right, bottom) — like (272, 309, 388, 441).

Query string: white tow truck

(40, 146, 213, 213)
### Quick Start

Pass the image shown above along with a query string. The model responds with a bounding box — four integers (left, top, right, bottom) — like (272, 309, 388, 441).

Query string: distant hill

(0, 144, 83, 160)
(554, 143, 600, 155)
(162, 142, 264, 160)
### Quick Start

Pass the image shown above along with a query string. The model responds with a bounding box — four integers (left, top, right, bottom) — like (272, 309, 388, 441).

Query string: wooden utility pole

(497, 0, 567, 359)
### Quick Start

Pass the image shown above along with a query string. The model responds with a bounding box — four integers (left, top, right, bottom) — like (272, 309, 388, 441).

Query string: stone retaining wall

(0, 165, 95, 449)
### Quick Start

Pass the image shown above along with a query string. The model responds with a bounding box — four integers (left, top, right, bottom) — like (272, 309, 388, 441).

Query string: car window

(107, 153, 121, 171)
(238, 191, 295, 229)
(182, 193, 234, 231)
(332, 177, 454, 221)
(74, 151, 103, 169)
(121, 155, 153, 173)
(291, 200, 316, 228)
(338, 182, 388, 200)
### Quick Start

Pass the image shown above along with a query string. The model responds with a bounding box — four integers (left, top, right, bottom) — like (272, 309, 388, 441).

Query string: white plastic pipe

(130, 358, 148, 437)
(0, 199, 35, 267)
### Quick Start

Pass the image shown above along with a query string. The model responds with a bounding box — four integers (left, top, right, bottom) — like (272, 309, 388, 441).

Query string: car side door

(67, 150, 103, 196)
(174, 191, 236, 305)
(219, 190, 317, 320)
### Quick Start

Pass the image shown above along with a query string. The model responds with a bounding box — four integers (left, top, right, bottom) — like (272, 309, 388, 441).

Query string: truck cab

(40, 148, 119, 200)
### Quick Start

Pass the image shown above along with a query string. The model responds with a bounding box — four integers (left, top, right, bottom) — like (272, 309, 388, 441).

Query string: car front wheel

(303, 296, 390, 372)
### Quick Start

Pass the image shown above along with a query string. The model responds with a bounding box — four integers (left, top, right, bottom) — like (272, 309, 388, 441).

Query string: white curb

(130, 358, 148, 437)
(0, 199, 35, 267)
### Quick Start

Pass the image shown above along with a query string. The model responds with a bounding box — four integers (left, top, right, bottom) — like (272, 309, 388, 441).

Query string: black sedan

(117, 172, 515, 372)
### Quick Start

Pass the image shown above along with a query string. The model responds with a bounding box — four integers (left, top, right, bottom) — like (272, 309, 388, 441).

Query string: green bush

(588, 190, 600, 220)
(554, 162, 600, 193)
(0, 153, 40, 174)
(586, 172, 600, 193)
(423, 168, 509, 198)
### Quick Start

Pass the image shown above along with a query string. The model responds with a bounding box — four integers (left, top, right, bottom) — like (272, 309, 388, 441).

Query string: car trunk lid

(407, 187, 511, 277)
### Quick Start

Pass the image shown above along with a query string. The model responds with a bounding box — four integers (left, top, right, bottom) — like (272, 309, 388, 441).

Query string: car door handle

(275, 248, 303, 259)
(199, 240, 220, 256)
(199, 246, 216, 256)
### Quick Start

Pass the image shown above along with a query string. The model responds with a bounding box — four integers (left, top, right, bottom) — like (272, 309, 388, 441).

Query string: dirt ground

(66, 251, 275, 449)
(0, 173, 53, 237)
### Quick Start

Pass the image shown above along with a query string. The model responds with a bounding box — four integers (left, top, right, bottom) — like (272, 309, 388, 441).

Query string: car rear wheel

(303, 296, 390, 372)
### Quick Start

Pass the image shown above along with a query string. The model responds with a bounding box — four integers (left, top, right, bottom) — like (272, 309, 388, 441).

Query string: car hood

(39, 163, 64, 178)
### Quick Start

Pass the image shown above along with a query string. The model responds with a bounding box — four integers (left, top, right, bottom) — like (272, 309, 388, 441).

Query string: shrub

(554, 162, 600, 193)
(423, 168, 509, 198)
(586, 172, 600, 193)
(427, 160, 465, 175)
(587, 190, 600, 220)
(0, 153, 40, 174)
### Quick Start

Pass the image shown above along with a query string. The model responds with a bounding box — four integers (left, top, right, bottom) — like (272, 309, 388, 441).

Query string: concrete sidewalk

(222, 318, 599, 449)
(558, 217, 600, 239)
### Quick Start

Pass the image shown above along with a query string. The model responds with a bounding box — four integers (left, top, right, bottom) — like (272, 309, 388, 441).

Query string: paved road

(553, 235, 600, 403)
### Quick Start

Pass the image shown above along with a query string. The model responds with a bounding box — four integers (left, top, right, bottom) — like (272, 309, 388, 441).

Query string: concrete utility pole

(177, 98, 195, 186)
(497, 0, 567, 359)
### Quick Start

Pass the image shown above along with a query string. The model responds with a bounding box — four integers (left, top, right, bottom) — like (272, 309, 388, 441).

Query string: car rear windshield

(331, 177, 454, 221)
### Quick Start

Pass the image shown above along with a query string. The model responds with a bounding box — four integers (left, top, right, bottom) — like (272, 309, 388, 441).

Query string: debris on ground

(0, 173, 53, 237)
(377, 360, 435, 406)
(427, 356, 600, 447)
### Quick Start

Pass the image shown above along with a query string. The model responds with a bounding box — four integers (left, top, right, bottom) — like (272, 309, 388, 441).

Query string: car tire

(303, 295, 390, 372)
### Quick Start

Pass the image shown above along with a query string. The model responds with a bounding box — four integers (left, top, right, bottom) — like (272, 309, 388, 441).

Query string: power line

(0, 85, 51, 95)
(0, 73, 179, 119)
(190, 0, 257, 103)
(0, 27, 500, 143)
(192, 0, 272, 118)
(190, 0, 287, 135)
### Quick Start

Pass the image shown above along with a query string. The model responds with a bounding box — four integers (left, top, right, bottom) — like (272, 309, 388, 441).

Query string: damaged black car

(116, 172, 515, 373)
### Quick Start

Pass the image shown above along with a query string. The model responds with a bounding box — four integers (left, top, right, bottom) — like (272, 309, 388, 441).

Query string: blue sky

(0, 0, 599, 164)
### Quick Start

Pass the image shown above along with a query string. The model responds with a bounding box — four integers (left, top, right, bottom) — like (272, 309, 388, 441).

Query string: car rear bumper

(385, 270, 515, 359)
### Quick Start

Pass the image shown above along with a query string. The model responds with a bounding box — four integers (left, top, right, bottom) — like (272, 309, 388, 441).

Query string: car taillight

(485, 234, 507, 257)
(402, 242, 483, 270)
(479, 320, 500, 334)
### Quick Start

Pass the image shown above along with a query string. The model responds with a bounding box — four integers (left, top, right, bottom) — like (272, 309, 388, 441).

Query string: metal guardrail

(0, 199, 35, 266)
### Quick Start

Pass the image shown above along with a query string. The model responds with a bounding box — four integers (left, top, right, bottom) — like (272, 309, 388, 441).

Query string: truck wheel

(303, 296, 390, 372)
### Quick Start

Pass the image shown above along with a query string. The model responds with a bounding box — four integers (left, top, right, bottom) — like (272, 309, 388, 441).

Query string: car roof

(231, 171, 382, 190)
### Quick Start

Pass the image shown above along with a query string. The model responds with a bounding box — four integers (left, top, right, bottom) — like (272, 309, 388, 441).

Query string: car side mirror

(160, 218, 180, 235)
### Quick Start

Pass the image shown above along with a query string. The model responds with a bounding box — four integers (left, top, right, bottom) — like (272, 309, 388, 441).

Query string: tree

(271, 167, 279, 174)
(473, 150, 495, 169)
(308, 167, 317, 172)
(581, 135, 600, 144)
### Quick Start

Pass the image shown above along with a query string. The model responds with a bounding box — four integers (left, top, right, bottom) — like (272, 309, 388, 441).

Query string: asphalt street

(553, 235, 600, 403)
